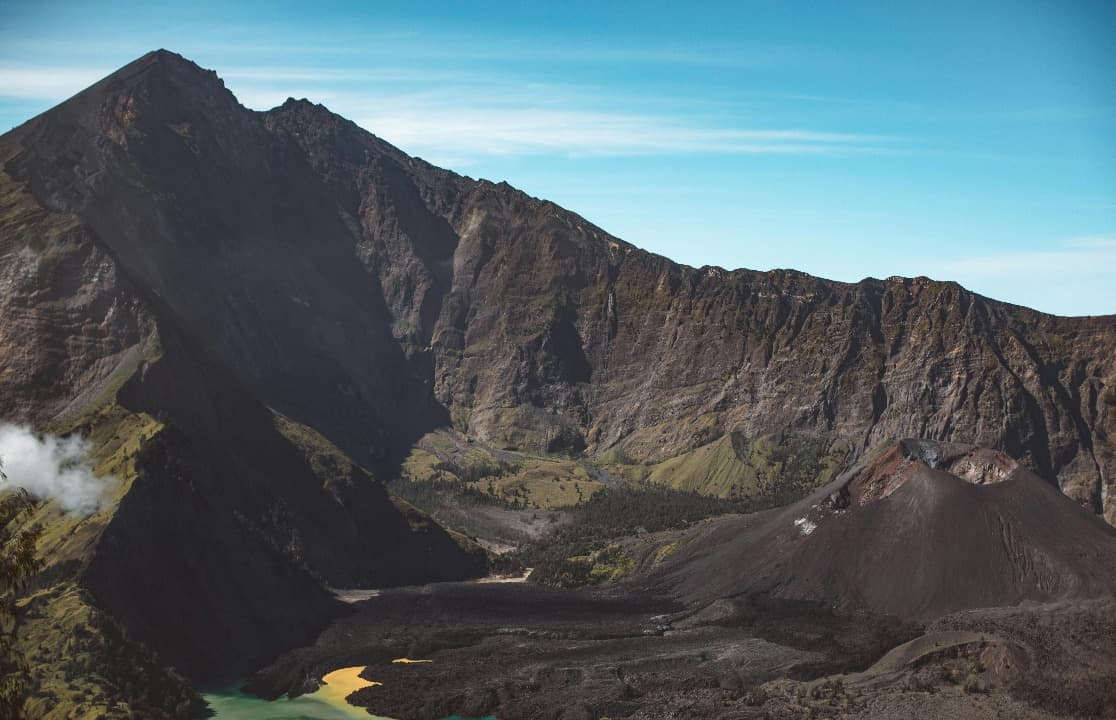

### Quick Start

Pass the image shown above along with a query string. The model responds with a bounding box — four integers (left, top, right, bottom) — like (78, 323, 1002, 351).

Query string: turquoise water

(202, 687, 388, 719)
(202, 687, 494, 720)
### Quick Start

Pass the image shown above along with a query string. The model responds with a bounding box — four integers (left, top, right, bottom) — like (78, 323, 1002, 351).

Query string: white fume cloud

(0, 423, 113, 515)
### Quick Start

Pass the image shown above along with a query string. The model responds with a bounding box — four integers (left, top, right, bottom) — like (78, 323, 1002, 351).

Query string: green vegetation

(595, 444, 634, 466)
(495, 459, 600, 508)
(399, 441, 602, 510)
(18, 585, 204, 720)
(1, 406, 202, 719)
(388, 475, 505, 515)
(1, 466, 42, 719)
(449, 405, 472, 434)
(495, 434, 847, 588)
(606, 433, 851, 502)
(32, 406, 159, 572)
(652, 541, 679, 565)
(473, 406, 589, 458)
(393, 427, 846, 585)
(273, 412, 369, 490)
(538, 545, 636, 588)
(435, 456, 520, 484)
(493, 484, 740, 585)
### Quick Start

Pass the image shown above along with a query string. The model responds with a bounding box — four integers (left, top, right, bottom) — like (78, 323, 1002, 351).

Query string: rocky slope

(0, 49, 487, 700)
(650, 439, 1116, 618)
(4, 51, 1114, 517)
(272, 58, 1113, 522)
(1, 48, 1115, 714)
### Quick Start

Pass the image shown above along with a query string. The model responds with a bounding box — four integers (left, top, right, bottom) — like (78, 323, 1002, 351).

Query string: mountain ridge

(3, 47, 1113, 520)
(649, 438, 1116, 618)
(9, 48, 1116, 313)
(1, 49, 1115, 717)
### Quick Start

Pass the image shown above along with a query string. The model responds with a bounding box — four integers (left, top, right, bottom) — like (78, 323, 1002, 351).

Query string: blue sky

(1, 1, 1114, 316)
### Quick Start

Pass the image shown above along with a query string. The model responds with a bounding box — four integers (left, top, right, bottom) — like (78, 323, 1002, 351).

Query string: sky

(1, 1, 1114, 316)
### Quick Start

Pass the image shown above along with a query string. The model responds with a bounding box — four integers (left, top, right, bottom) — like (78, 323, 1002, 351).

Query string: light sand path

(313, 666, 387, 717)
(332, 568, 533, 603)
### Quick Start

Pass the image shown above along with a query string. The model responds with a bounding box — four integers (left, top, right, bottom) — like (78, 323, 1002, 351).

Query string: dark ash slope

(651, 440, 1116, 619)
(0, 50, 486, 684)
(1, 49, 1115, 695)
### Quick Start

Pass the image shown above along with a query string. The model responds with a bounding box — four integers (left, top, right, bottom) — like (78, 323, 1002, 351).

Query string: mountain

(649, 439, 1116, 618)
(1, 49, 1115, 715)
(0, 49, 487, 701)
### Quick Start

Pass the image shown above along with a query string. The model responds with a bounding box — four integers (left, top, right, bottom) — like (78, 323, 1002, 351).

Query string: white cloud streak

(0, 423, 113, 515)
(1064, 235, 1116, 250)
(911, 236, 1116, 316)
(923, 238, 1116, 277)
(355, 108, 891, 159)
(0, 66, 110, 100)
(231, 80, 899, 162)
(1, 58, 900, 163)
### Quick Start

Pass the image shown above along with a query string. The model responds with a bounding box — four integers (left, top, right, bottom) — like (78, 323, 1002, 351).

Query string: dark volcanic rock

(651, 439, 1116, 619)
(271, 62, 1114, 522)
(1, 49, 1115, 686)
(3, 51, 1114, 516)
(0, 50, 486, 683)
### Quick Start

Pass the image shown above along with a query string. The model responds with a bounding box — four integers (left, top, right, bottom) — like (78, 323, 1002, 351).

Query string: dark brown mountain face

(1, 49, 1115, 703)
(264, 64, 1115, 523)
(0, 50, 486, 687)
(5, 51, 1113, 517)
(649, 439, 1116, 619)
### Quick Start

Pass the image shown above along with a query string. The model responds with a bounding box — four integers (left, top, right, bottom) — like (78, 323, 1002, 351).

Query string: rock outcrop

(650, 439, 1116, 619)
(0, 50, 487, 685)
(1, 49, 1114, 689)
(264, 59, 1115, 521)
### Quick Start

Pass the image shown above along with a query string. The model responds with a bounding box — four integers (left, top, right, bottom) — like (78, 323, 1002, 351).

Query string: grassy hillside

(399, 432, 603, 509)
(18, 585, 203, 720)
(606, 433, 853, 501)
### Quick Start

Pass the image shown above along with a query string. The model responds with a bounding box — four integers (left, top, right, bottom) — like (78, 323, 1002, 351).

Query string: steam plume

(0, 423, 112, 515)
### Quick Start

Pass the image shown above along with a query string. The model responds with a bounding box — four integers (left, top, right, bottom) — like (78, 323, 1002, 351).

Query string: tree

(0, 456, 43, 719)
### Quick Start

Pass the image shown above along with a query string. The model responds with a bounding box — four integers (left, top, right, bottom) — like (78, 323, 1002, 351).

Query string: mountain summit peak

(94, 48, 224, 93)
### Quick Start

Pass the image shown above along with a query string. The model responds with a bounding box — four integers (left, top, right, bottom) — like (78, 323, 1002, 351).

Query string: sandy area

(332, 569, 533, 604)
(314, 666, 383, 712)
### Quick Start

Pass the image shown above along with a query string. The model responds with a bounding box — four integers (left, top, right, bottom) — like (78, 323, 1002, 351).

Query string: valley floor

(237, 581, 1116, 720)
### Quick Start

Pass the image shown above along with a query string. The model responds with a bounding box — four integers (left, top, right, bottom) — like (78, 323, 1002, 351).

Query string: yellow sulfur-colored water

(201, 664, 491, 719)
(391, 657, 433, 664)
(202, 665, 389, 719)
(316, 666, 384, 711)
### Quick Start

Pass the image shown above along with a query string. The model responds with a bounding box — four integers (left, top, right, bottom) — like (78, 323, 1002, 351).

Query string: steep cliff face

(1, 49, 1114, 689)
(2, 51, 446, 468)
(259, 67, 1116, 522)
(0, 50, 486, 688)
(435, 208, 1115, 519)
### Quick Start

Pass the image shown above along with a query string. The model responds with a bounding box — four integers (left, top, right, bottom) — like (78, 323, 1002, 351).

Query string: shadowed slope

(0, 50, 486, 690)
(652, 440, 1116, 619)
(3, 51, 1115, 519)
(1, 49, 1115, 712)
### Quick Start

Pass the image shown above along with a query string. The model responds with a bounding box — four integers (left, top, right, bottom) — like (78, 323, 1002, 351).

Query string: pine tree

(0, 457, 43, 719)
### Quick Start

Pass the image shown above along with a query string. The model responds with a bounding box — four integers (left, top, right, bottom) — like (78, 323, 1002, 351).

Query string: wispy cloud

(360, 108, 892, 159)
(0, 23, 900, 164)
(1, 61, 896, 162)
(923, 237, 1116, 277)
(1064, 235, 1116, 250)
(219, 66, 485, 84)
(914, 237, 1116, 315)
(0, 423, 112, 515)
(0, 66, 110, 100)
(231, 78, 899, 163)
(904, 236, 1116, 316)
